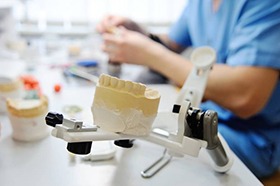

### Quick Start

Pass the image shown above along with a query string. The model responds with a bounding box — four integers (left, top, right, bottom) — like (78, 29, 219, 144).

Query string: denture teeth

(133, 83, 146, 96)
(110, 77, 118, 88)
(124, 81, 133, 92)
(99, 74, 147, 96)
(103, 75, 110, 86)
(132, 83, 140, 95)
(117, 79, 125, 89)
(99, 74, 105, 85)
(139, 84, 146, 95)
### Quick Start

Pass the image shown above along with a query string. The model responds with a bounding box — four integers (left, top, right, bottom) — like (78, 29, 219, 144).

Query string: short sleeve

(168, 4, 192, 47)
(227, 0, 280, 69)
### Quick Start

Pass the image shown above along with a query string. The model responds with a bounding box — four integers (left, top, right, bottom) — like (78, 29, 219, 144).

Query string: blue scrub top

(169, 0, 280, 174)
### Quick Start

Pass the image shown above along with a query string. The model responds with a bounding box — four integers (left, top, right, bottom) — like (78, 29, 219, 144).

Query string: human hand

(96, 15, 148, 36)
(101, 27, 158, 66)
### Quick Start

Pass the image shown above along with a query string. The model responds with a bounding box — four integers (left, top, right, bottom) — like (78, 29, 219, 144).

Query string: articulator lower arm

(45, 99, 233, 173)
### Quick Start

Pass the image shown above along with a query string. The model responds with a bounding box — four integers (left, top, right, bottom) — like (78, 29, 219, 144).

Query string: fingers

(102, 41, 116, 53)
(101, 34, 121, 61)
(100, 26, 133, 62)
(102, 43, 121, 62)
(96, 21, 106, 33)
(102, 41, 121, 61)
(96, 15, 113, 33)
(96, 15, 127, 34)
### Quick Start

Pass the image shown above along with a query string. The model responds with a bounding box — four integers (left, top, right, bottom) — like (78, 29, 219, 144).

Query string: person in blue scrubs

(97, 0, 280, 178)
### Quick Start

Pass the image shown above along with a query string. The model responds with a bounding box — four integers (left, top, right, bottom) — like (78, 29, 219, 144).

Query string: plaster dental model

(7, 95, 50, 141)
(92, 74, 160, 136)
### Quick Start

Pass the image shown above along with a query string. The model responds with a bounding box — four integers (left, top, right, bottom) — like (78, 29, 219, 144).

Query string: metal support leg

(141, 149, 173, 178)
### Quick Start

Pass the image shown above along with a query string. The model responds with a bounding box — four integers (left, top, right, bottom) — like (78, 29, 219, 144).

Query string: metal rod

(140, 149, 172, 178)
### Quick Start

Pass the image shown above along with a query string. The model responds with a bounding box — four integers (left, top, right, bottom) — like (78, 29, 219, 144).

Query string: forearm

(144, 44, 278, 119)
(205, 65, 279, 118)
(149, 33, 185, 53)
(143, 43, 192, 86)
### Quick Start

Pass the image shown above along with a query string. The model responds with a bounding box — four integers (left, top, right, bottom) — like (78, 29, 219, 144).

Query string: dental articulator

(45, 47, 233, 178)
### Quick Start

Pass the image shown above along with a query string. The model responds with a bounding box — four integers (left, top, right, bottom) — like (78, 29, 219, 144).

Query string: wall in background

(15, 0, 186, 25)
(13, 0, 187, 38)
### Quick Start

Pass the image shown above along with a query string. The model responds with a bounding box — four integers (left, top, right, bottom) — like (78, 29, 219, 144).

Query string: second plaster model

(92, 74, 161, 136)
(7, 95, 49, 141)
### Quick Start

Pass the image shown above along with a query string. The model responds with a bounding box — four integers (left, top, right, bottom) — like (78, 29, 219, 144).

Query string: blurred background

(0, 0, 186, 63)
(0, 0, 187, 83)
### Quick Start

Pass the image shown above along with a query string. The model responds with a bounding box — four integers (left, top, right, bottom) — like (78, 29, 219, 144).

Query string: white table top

(0, 65, 263, 186)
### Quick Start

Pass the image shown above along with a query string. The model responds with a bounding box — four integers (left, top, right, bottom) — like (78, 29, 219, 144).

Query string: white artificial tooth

(117, 80, 125, 90)
(110, 77, 118, 88)
(124, 81, 133, 92)
(104, 75, 110, 86)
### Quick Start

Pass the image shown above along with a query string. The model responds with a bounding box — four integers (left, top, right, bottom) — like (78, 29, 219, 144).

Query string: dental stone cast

(6, 95, 50, 141)
(92, 74, 161, 136)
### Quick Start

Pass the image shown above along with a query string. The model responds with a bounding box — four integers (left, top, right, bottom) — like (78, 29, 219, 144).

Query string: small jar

(0, 78, 23, 113)
(6, 95, 49, 142)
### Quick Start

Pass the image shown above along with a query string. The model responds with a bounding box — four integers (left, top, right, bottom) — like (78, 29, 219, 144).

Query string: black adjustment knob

(172, 104, 181, 114)
(45, 112, 63, 127)
(114, 139, 134, 148)
(67, 142, 92, 155)
(186, 109, 204, 139)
